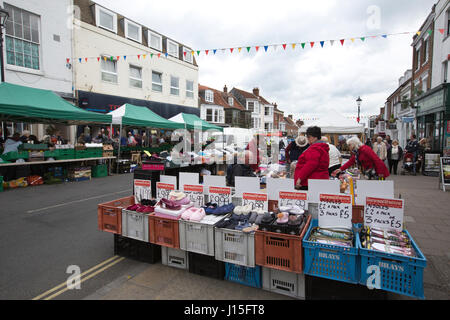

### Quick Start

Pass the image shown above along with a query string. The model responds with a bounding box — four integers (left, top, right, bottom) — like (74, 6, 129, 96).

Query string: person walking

(285, 135, 309, 178)
(322, 137, 342, 175)
(387, 140, 403, 175)
(373, 136, 387, 162)
(405, 134, 419, 175)
(294, 127, 329, 190)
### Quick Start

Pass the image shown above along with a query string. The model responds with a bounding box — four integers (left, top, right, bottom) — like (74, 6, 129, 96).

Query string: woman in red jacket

(294, 126, 330, 190)
(332, 136, 390, 179)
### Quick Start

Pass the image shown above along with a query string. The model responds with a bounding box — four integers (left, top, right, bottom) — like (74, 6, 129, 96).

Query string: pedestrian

(405, 134, 419, 175)
(128, 132, 137, 146)
(387, 139, 403, 175)
(322, 136, 342, 176)
(20, 130, 31, 143)
(365, 138, 372, 148)
(285, 135, 309, 178)
(332, 136, 389, 179)
(2, 133, 23, 155)
(294, 127, 330, 190)
(373, 136, 387, 162)
(279, 139, 285, 151)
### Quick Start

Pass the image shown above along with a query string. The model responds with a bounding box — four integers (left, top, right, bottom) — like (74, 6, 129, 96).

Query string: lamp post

(356, 96, 362, 123)
(0, 5, 9, 83)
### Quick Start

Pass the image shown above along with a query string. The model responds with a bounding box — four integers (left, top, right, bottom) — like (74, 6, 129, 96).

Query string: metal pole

(0, 26, 5, 83)
(117, 123, 122, 174)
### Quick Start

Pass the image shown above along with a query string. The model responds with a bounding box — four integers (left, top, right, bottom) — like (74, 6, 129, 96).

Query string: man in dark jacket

(227, 151, 256, 187)
(285, 135, 309, 178)
(405, 134, 419, 175)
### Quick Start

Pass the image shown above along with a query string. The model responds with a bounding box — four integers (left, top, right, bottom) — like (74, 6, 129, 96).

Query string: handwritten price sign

(208, 186, 232, 207)
(243, 193, 268, 211)
(156, 183, 175, 202)
(183, 185, 204, 208)
(318, 194, 352, 229)
(364, 197, 404, 231)
(134, 179, 152, 203)
(278, 191, 308, 210)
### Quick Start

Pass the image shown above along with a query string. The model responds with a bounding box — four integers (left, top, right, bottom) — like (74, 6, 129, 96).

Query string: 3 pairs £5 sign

(208, 186, 232, 207)
(364, 197, 404, 231)
(318, 194, 352, 230)
(156, 182, 175, 202)
(243, 193, 268, 211)
(278, 191, 308, 210)
(134, 179, 151, 203)
(183, 184, 204, 208)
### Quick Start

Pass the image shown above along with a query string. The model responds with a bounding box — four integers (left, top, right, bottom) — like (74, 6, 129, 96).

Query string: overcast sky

(95, 0, 435, 124)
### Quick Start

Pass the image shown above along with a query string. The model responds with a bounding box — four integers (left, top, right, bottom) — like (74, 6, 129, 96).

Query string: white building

(431, 0, 450, 88)
(1, 0, 74, 140)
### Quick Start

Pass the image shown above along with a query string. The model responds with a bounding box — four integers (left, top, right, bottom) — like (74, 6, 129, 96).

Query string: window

(247, 101, 254, 112)
(443, 61, 448, 83)
(152, 71, 162, 92)
(265, 107, 272, 116)
(254, 102, 260, 114)
(148, 31, 162, 51)
(95, 5, 117, 33)
(415, 48, 421, 70)
(101, 56, 117, 83)
(125, 19, 141, 43)
(129, 65, 142, 88)
(423, 39, 428, 64)
(205, 90, 214, 103)
(4, 4, 40, 70)
(186, 80, 194, 98)
(228, 97, 233, 106)
(206, 109, 213, 122)
(167, 39, 179, 58)
(447, 9, 450, 36)
(183, 47, 193, 63)
(170, 76, 179, 95)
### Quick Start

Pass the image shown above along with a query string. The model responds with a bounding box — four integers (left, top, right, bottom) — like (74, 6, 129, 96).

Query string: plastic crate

(55, 149, 75, 160)
(225, 263, 262, 288)
(113, 234, 161, 264)
(0, 176, 3, 192)
(98, 196, 135, 234)
(188, 252, 225, 280)
(85, 147, 103, 157)
(121, 209, 151, 242)
(262, 267, 305, 299)
(161, 247, 189, 270)
(179, 215, 227, 256)
(358, 229, 426, 299)
(149, 214, 180, 248)
(1, 151, 29, 161)
(92, 164, 108, 178)
(44, 150, 58, 158)
(255, 215, 311, 274)
(19, 143, 48, 151)
(214, 228, 255, 267)
(302, 219, 360, 284)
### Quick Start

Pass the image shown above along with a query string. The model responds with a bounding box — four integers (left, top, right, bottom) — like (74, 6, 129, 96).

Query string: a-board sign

(440, 157, 450, 191)
(364, 197, 404, 231)
(183, 184, 204, 208)
(278, 191, 308, 210)
(208, 186, 232, 206)
(134, 179, 152, 203)
(318, 194, 352, 230)
(156, 182, 175, 201)
(242, 193, 268, 211)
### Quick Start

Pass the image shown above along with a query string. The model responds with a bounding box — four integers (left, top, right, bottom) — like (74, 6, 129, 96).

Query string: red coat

(294, 142, 330, 187)
(340, 145, 390, 178)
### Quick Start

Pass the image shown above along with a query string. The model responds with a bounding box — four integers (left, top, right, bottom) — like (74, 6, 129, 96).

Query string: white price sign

(364, 197, 404, 231)
(208, 186, 232, 207)
(183, 184, 204, 208)
(318, 194, 352, 229)
(278, 191, 308, 210)
(134, 179, 152, 203)
(156, 183, 175, 202)
(242, 193, 268, 211)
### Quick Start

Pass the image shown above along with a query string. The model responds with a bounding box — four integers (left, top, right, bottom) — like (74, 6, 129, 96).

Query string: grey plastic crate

(214, 227, 255, 267)
(262, 267, 305, 299)
(121, 209, 150, 242)
(161, 246, 189, 270)
(179, 214, 227, 256)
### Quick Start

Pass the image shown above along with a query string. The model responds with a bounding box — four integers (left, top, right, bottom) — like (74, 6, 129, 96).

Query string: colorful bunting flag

(66, 58, 70, 63)
(382, 35, 387, 38)
(213, 49, 217, 54)
(439, 29, 445, 34)
(150, 54, 153, 58)
(310, 42, 315, 48)
(340, 39, 345, 46)
(79, 58, 82, 63)
(196, 51, 200, 56)
(97, 57, 100, 62)
(427, 30, 432, 36)
(360, 37, 365, 41)
(416, 31, 421, 36)
(291, 44, 296, 49)
(273, 45, 278, 51)
(143, 54, 146, 59)
(264, 45, 268, 52)
(124, 56, 127, 60)
(184, 52, 187, 57)
(282, 44, 287, 50)
(205, 50, 209, 55)
(246, 47, 251, 52)
(157, 53, 161, 58)
(351, 38, 355, 42)
(301, 43, 305, 49)
(137, 55, 140, 59)
(256, 46, 260, 51)
(230, 48, 234, 53)
(330, 40, 335, 46)
(238, 47, 242, 53)
(320, 41, 324, 48)
(116, 56, 120, 61)
(165, 53, 168, 58)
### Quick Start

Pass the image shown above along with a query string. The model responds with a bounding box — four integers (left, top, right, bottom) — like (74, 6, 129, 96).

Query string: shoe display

(168, 191, 186, 201)
(189, 208, 206, 222)
(211, 203, 235, 215)
(161, 198, 182, 211)
(276, 212, 289, 224)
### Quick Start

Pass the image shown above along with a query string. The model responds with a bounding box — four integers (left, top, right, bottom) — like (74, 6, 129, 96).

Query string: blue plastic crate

(358, 229, 426, 299)
(225, 263, 262, 288)
(302, 219, 360, 284)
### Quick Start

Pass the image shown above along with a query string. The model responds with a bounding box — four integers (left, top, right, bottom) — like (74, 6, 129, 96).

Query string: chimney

(223, 85, 227, 93)
(253, 87, 259, 96)
(274, 103, 277, 109)
(288, 115, 293, 120)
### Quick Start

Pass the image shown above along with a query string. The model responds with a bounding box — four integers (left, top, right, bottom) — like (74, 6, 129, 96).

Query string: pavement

(1, 172, 449, 300)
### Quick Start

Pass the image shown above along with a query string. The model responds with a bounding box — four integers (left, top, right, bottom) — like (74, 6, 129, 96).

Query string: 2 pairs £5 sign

(364, 197, 404, 231)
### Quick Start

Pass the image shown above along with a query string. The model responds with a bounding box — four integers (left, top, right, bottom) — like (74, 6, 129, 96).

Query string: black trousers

(389, 159, 399, 174)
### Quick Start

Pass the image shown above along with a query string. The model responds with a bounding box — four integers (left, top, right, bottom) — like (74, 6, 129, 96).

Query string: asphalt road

(0, 173, 145, 300)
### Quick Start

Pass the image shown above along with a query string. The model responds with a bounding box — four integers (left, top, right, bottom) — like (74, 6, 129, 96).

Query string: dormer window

(95, 5, 117, 33)
(167, 39, 179, 58)
(183, 47, 193, 63)
(124, 19, 142, 43)
(228, 97, 234, 106)
(148, 31, 162, 51)
(205, 90, 214, 103)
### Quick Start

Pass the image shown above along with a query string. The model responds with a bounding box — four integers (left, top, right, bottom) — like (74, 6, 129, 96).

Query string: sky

(95, 0, 436, 125)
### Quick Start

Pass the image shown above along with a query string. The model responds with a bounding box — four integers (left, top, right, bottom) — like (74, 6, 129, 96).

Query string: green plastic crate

(1, 151, 29, 161)
(92, 164, 108, 178)
(76, 148, 103, 158)
(0, 176, 3, 192)
(54, 149, 75, 160)
(44, 150, 58, 158)
(19, 143, 48, 151)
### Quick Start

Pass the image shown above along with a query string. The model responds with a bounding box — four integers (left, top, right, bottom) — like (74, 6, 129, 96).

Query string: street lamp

(0, 5, 9, 83)
(356, 96, 362, 123)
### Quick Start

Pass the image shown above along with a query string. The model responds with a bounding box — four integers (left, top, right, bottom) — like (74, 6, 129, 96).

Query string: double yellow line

(32, 255, 125, 300)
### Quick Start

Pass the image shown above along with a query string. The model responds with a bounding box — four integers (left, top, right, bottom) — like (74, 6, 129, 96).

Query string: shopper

(387, 140, 403, 175)
(285, 135, 309, 178)
(332, 137, 389, 179)
(322, 136, 342, 175)
(294, 127, 330, 190)
(365, 138, 372, 148)
(245, 134, 261, 172)
(227, 151, 257, 187)
(373, 136, 387, 162)
(405, 134, 419, 175)
(127, 132, 137, 146)
(2, 133, 23, 155)
(20, 130, 31, 143)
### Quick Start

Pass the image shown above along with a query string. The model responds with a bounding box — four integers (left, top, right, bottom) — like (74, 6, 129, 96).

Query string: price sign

(242, 193, 268, 211)
(208, 186, 232, 207)
(183, 184, 204, 208)
(278, 191, 308, 210)
(364, 197, 404, 231)
(318, 194, 352, 229)
(156, 182, 175, 201)
(134, 179, 152, 203)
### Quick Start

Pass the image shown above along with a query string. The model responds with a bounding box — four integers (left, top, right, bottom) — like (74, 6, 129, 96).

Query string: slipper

(233, 206, 243, 215)
(279, 205, 292, 212)
(243, 224, 259, 233)
(172, 196, 191, 206)
(169, 191, 186, 201)
(212, 203, 235, 215)
(126, 204, 139, 211)
(181, 207, 197, 220)
(248, 212, 258, 224)
(161, 198, 181, 210)
(240, 213, 251, 222)
(254, 213, 265, 225)
(204, 202, 218, 209)
(276, 212, 289, 224)
(235, 221, 251, 231)
(289, 207, 305, 215)
(190, 208, 206, 222)
(241, 204, 253, 214)
(288, 214, 302, 226)
(261, 212, 275, 224)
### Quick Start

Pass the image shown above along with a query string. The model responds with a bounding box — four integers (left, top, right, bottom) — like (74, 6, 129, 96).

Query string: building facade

(273, 104, 285, 134)
(284, 115, 299, 138)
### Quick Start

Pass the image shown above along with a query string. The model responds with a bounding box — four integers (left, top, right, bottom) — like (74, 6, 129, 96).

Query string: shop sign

(134, 179, 152, 203)
(183, 184, 204, 208)
(364, 197, 404, 231)
(156, 182, 175, 201)
(401, 116, 415, 123)
(242, 193, 268, 211)
(318, 194, 352, 230)
(208, 186, 232, 206)
(440, 157, 450, 191)
(423, 153, 441, 175)
(278, 191, 308, 210)
(417, 90, 444, 114)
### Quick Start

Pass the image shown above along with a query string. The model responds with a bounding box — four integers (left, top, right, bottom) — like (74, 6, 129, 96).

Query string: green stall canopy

(0, 82, 112, 124)
(169, 113, 224, 132)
